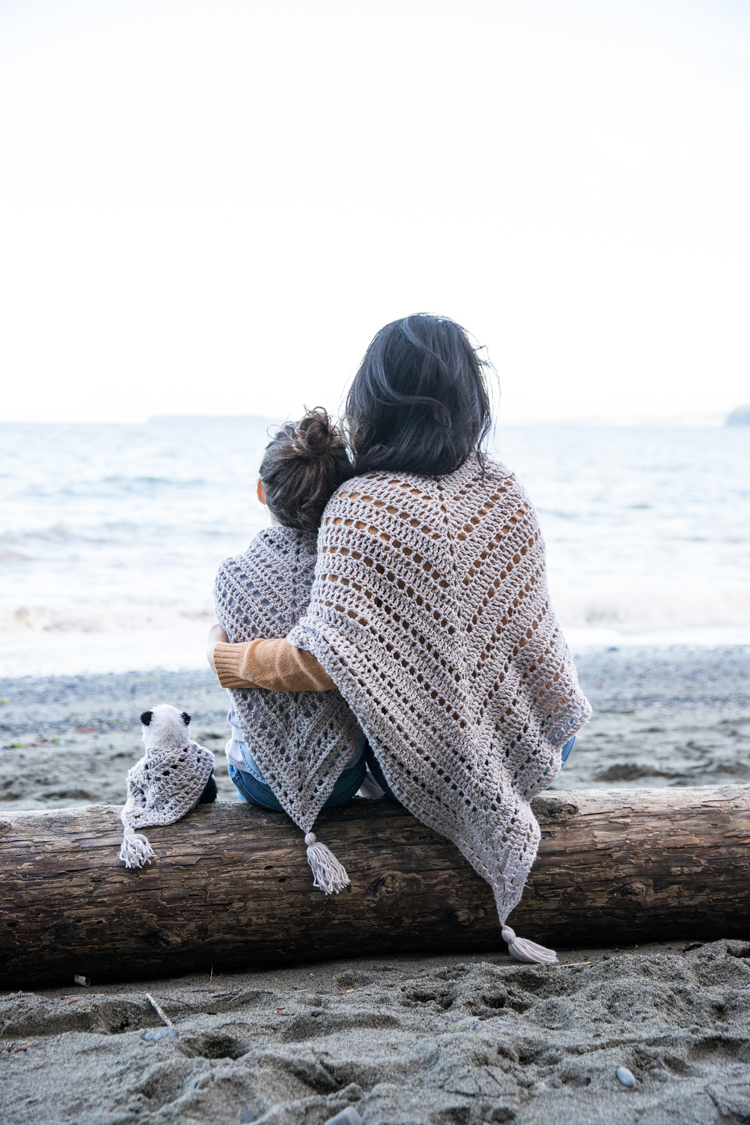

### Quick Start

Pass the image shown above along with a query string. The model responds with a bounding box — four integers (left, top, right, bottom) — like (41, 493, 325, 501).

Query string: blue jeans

(229, 734, 368, 811)
(364, 748, 394, 797)
(229, 735, 575, 809)
(560, 735, 576, 768)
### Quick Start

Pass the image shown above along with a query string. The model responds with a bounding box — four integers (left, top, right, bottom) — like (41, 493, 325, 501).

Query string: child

(213, 408, 385, 893)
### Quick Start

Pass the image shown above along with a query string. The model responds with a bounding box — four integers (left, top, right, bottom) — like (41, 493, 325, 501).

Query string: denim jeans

(363, 738, 575, 792)
(364, 746, 394, 797)
(229, 734, 576, 809)
(560, 735, 576, 768)
(229, 734, 368, 810)
(362, 739, 575, 792)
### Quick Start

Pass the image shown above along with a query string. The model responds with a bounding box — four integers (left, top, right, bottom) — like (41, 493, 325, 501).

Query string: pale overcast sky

(1, 0, 749, 423)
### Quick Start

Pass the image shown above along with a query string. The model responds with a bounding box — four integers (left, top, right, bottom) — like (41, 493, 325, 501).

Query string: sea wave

(0, 519, 236, 550)
(3, 578, 750, 638)
(0, 601, 215, 634)
(0, 525, 111, 546)
(551, 579, 750, 630)
(102, 475, 207, 487)
(0, 421, 748, 674)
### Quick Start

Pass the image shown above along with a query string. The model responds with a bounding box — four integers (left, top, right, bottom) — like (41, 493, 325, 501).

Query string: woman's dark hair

(259, 407, 353, 532)
(345, 314, 494, 477)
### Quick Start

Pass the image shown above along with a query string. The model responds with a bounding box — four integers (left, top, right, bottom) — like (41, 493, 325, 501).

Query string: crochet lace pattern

(213, 527, 362, 832)
(288, 456, 591, 925)
(123, 742, 215, 830)
(120, 726, 215, 869)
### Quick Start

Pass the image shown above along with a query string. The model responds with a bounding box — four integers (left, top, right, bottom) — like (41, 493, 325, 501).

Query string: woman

(208, 314, 591, 962)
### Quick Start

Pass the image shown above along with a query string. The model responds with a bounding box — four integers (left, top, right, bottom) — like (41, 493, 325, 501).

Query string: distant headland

(726, 405, 750, 426)
(147, 414, 282, 427)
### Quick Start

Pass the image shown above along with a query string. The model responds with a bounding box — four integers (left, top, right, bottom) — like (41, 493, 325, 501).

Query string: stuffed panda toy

(119, 704, 217, 868)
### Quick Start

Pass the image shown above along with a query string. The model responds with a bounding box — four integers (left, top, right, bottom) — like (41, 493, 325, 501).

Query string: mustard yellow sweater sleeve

(213, 638, 336, 692)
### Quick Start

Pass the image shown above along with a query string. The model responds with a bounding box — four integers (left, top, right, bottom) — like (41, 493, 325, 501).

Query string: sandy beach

(3, 0, 750, 1118)
(3, 940, 750, 1125)
(2, 646, 748, 811)
(2, 645, 749, 1123)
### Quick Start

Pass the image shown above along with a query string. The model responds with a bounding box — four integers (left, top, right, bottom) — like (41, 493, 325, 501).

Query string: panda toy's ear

(140, 710, 153, 726)
(181, 712, 191, 726)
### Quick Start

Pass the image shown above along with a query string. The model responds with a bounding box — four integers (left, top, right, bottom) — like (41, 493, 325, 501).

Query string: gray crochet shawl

(213, 527, 362, 832)
(288, 457, 591, 932)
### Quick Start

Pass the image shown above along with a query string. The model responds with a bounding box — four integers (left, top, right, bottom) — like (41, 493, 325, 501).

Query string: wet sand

(3, 942, 750, 1124)
(1, 646, 749, 1123)
(1, 647, 749, 811)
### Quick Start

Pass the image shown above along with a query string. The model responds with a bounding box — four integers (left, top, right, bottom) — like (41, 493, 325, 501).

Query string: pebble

(323, 1108, 363, 1125)
(143, 1027, 179, 1043)
(616, 1066, 636, 1087)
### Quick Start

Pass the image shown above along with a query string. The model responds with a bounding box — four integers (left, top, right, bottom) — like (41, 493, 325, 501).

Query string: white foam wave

(0, 621, 212, 677)
(551, 579, 750, 631)
(5, 580, 750, 640)
(0, 601, 214, 635)
(1, 421, 748, 674)
(3, 581, 750, 678)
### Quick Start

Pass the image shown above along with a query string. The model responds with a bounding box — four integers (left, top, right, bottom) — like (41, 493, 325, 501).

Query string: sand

(1, 646, 749, 1123)
(2, 942, 750, 1124)
(2, 647, 749, 812)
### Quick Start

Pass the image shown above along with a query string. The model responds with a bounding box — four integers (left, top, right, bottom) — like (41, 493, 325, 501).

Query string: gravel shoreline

(2, 644, 748, 736)
(1, 646, 748, 808)
(2, 645, 749, 1123)
(2, 941, 749, 1125)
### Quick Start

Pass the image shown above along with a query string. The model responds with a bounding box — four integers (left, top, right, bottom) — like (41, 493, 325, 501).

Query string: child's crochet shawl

(288, 456, 591, 925)
(213, 527, 362, 831)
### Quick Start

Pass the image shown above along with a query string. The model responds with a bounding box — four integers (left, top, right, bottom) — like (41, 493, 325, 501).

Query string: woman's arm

(207, 625, 335, 692)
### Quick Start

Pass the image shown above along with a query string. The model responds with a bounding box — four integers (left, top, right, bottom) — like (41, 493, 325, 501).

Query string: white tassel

(357, 769, 385, 799)
(304, 831, 350, 894)
(501, 924, 558, 964)
(120, 824, 156, 869)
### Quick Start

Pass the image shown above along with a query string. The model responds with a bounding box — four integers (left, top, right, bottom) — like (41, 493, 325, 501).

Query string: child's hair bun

(291, 407, 342, 460)
(259, 407, 354, 532)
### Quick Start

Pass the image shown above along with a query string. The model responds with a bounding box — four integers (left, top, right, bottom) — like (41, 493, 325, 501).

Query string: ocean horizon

(2, 416, 749, 676)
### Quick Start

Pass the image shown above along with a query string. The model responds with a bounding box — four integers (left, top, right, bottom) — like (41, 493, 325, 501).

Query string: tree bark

(1, 785, 748, 988)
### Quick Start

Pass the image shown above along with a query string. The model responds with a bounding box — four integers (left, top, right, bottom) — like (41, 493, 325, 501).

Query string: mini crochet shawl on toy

(213, 527, 362, 832)
(120, 740, 215, 868)
(287, 456, 591, 951)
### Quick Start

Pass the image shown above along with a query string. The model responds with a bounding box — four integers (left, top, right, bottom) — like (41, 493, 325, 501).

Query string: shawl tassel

(120, 818, 156, 869)
(501, 924, 558, 964)
(305, 831, 350, 894)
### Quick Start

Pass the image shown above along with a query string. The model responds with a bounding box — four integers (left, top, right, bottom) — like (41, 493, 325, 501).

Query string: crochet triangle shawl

(120, 739, 215, 868)
(213, 526, 363, 835)
(287, 456, 591, 956)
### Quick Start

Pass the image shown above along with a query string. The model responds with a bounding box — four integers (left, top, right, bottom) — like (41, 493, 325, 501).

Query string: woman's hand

(206, 623, 228, 673)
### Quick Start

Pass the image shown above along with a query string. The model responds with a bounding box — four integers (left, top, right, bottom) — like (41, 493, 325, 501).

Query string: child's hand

(206, 623, 228, 673)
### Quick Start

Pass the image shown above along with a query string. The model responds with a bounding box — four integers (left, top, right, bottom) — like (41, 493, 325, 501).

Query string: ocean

(1, 417, 749, 675)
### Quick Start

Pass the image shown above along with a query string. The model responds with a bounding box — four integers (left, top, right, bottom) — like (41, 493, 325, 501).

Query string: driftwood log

(1, 785, 748, 988)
